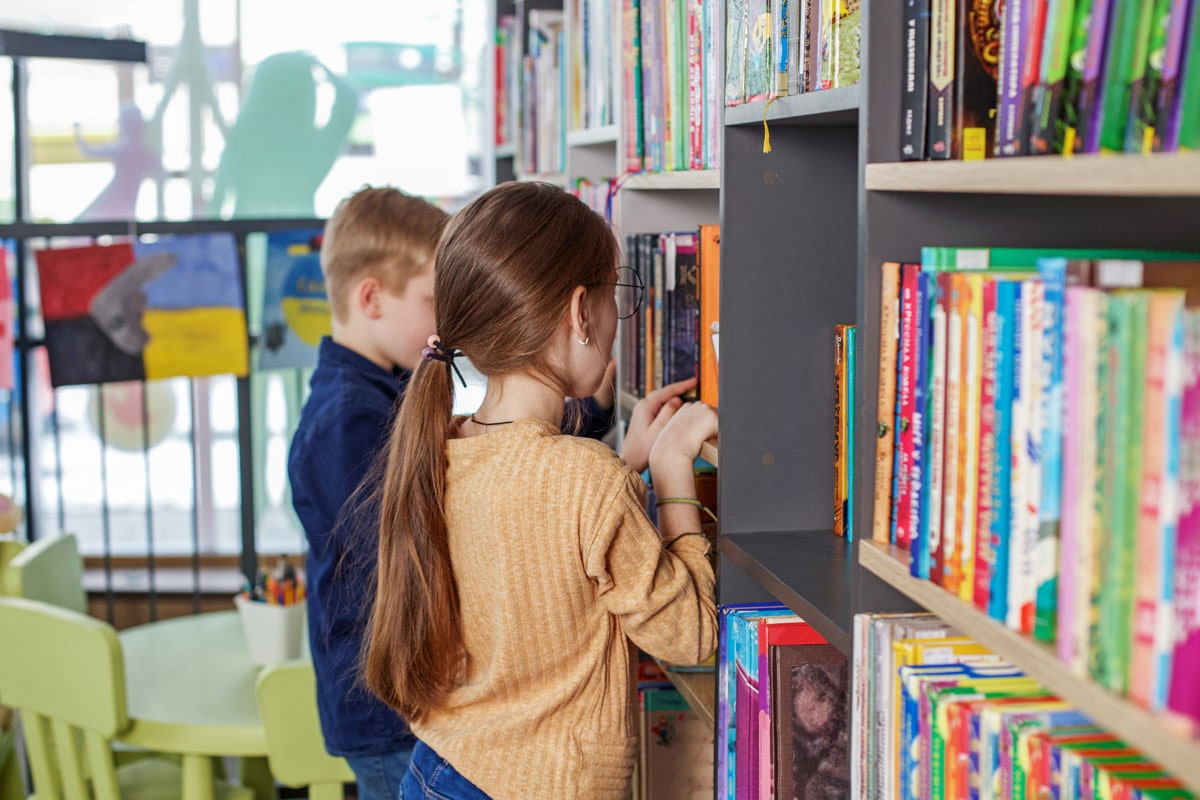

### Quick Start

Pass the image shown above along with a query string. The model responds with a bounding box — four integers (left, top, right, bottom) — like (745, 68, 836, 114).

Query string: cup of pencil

(234, 559, 307, 666)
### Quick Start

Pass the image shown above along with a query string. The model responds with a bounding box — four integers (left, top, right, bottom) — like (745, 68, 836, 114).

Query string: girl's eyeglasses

(588, 266, 645, 320)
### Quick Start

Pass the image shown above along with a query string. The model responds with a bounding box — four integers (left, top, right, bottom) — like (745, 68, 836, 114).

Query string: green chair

(0, 597, 254, 800)
(4, 534, 85, 613)
(255, 661, 353, 800)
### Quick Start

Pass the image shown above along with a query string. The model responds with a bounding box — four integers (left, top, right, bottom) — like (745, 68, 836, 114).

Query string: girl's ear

(357, 277, 384, 320)
(568, 284, 590, 341)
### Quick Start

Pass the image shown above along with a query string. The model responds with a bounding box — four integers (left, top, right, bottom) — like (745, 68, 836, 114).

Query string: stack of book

(719, 602, 849, 800)
(853, 611, 1198, 799)
(870, 248, 1200, 731)
(902, 0, 1200, 159)
(725, 0, 862, 106)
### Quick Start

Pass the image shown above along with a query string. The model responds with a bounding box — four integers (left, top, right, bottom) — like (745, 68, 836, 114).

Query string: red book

(896, 263, 922, 550)
(974, 279, 999, 611)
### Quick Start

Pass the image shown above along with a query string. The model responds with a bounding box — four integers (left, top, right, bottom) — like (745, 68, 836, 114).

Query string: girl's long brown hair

(364, 182, 619, 722)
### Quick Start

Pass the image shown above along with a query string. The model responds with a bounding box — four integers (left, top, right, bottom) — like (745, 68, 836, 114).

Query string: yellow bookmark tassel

(762, 95, 778, 153)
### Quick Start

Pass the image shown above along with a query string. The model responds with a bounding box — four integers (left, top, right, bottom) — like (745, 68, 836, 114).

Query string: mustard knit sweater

(408, 418, 717, 800)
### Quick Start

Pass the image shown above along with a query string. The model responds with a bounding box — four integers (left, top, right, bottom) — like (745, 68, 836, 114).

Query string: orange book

(834, 326, 847, 536)
(873, 262, 901, 543)
(699, 224, 721, 408)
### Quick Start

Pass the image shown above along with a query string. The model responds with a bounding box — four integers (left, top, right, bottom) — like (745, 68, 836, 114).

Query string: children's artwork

(259, 229, 329, 370)
(35, 233, 249, 387)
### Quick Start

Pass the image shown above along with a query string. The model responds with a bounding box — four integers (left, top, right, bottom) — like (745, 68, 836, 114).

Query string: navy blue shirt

(289, 337, 614, 757)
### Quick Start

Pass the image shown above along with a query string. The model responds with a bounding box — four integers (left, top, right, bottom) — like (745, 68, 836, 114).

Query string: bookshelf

(860, 541, 1200, 792)
(851, 0, 1200, 791)
(655, 661, 716, 728)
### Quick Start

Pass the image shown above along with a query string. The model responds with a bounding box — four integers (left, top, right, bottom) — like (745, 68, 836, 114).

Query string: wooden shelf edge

(700, 439, 719, 467)
(723, 85, 861, 127)
(494, 143, 515, 158)
(859, 540, 1200, 793)
(620, 169, 720, 191)
(566, 125, 619, 146)
(656, 661, 716, 728)
(865, 153, 1200, 196)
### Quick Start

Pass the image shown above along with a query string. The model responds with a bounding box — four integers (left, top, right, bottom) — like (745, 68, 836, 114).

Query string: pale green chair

(255, 661, 352, 800)
(4, 534, 85, 613)
(0, 597, 254, 800)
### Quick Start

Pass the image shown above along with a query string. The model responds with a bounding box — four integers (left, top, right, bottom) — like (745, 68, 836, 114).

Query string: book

(1073, 0, 1116, 153)
(1126, 0, 1177, 152)
(875, 262, 902, 544)
(997, 0, 1034, 155)
(926, 0, 957, 158)
(835, 325, 848, 537)
(1034, 259, 1068, 643)
(1029, 0, 1079, 153)
(1174, 0, 1200, 149)
(953, 0, 1002, 159)
(896, 263, 923, 549)
(1097, 0, 1158, 153)
(960, 274, 985, 601)
(699, 224, 721, 408)
(848, 325, 857, 541)
(763, 617, 829, 796)
(902, 0, 933, 159)
(1151, 0, 1195, 150)
(1168, 309, 1200, 726)
(773, 641, 850, 799)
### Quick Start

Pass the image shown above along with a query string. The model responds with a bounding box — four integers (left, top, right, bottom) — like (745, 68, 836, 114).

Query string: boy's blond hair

(321, 187, 449, 322)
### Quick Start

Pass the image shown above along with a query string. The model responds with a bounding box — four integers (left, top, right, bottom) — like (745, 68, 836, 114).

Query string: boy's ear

(356, 277, 384, 320)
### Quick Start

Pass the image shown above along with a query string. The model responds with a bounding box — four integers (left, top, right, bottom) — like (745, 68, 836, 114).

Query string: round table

(117, 610, 276, 800)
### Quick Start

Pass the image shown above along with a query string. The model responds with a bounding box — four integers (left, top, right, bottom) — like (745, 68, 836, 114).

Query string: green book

(1178, 0, 1200, 149)
(1098, 0, 1157, 153)
(920, 246, 1200, 272)
(1125, 0, 1175, 152)
(1030, 0, 1080, 154)
(1087, 292, 1112, 687)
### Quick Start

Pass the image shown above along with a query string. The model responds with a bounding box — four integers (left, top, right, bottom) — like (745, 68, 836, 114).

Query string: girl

(365, 181, 718, 800)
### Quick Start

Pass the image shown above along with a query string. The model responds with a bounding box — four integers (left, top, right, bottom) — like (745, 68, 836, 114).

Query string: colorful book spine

(687, 0, 705, 169)
(936, 273, 959, 583)
(835, 325, 848, 537)
(1054, 0, 1098, 152)
(927, 0, 958, 158)
(1080, 290, 1108, 679)
(954, 0, 1003, 159)
(1152, 0, 1195, 150)
(849, 324, 858, 541)
(997, 0, 1034, 154)
(876, 262, 902, 544)
(1012, 279, 1044, 634)
(1030, 0, 1079, 153)
(902, 0, 933, 159)
(944, 274, 968, 591)
(1035, 260, 1067, 643)
(915, 272, 944, 580)
(1132, 291, 1184, 710)
(1126, 0, 1177, 152)
(1098, 0, 1158, 152)
(897, 264, 923, 549)
(1073, 0, 1115, 153)
(1175, 0, 1200, 149)
(912, 272, 936, 572)
(1058, 286, 1084, 666)
(960, 275, 985, 601)
(725, 0, 748, 106)
(989, 280, 1020, 622)
(931, 272, 950, 585)
(975, 279, 1001, 612)
(1018, 0, 1052, 150)
(1168, 310, 1200, 726)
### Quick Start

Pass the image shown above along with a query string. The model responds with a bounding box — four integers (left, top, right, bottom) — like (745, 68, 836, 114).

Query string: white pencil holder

(235, 595, 306, 666)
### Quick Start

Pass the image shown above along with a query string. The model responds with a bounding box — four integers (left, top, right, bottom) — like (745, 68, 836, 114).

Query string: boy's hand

(620, 377, 698, 473)
(591, 359, 617, 413)
(647, 401, 718, 500)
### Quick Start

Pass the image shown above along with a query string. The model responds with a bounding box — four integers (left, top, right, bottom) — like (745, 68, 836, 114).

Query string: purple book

(997, 0, 1034, 154)
(1074, 0, 1116, 152)
(1153, 0, 1195, 150)
(1168, 311, 1200, 728)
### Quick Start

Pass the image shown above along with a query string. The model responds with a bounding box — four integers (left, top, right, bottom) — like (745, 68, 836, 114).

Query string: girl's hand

(648, 401, 718, 496)
(620, 377, 697, 473)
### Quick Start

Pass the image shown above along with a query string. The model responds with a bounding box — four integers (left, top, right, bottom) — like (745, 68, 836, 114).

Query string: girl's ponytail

(365, 352, 460, 721)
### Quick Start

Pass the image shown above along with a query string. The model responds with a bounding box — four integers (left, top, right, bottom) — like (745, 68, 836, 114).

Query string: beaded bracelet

(655, 496, 718, 522)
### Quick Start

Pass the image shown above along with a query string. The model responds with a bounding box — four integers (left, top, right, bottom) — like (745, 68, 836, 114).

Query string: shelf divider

(655, 661, 716, 728)
(859, 540, 1200, 793)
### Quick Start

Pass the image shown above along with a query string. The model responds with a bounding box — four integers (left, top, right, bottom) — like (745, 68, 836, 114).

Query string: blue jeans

(401, 741, 493, 800)
(347, 744, 416, 800)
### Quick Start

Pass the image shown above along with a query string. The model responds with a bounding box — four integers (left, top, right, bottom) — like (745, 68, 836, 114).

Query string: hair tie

(421, 335, 468, 388)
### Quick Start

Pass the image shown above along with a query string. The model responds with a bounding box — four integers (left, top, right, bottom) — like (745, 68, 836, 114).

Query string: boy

(289, 186, 619, 800)
(289, 187, 448, 800)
